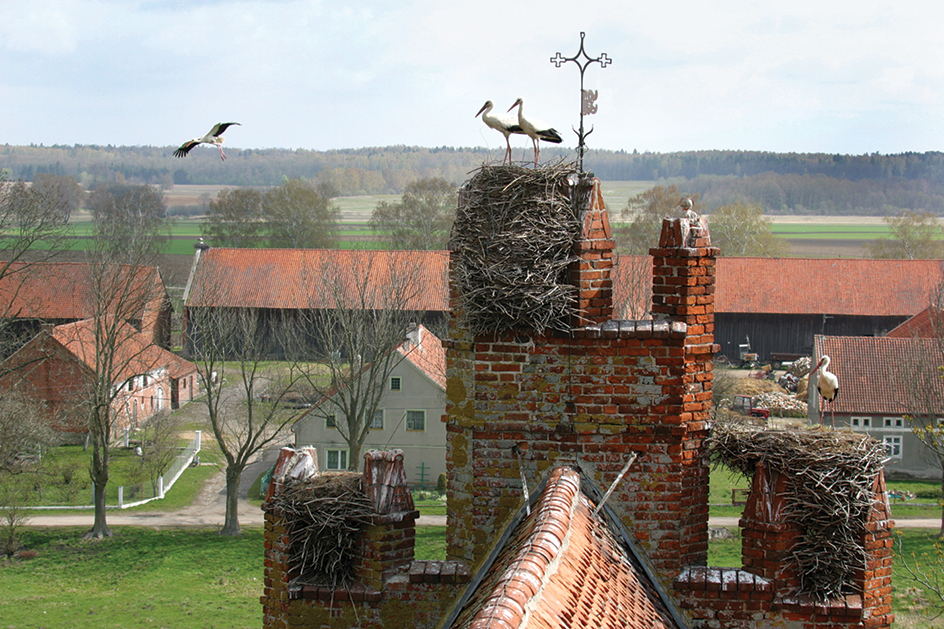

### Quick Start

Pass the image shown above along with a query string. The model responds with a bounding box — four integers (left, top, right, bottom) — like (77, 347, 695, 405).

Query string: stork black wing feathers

(538, 128, 563, 144)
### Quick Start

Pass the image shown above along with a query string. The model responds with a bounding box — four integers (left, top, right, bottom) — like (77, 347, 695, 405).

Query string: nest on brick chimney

(708, 421, 886, 601)
(449, 161, 583, 336)
(272, 472, 377, 588)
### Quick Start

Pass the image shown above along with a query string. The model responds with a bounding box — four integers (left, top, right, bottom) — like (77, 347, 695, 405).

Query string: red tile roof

(187, 249, 941, 319)
(886, 306, 943, 338)
(397, 324, 445, 390)
(0, 262, 164, 320)
(51, 319, 196, 382)
(185, 248, 448, 312)
(447, 466, 681, 629)
(813, 335, 944, 415)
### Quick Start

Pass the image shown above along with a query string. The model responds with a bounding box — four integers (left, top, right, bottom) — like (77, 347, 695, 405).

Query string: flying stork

(809, 354, 839, 426)
(507, 98, 562, 167)
(475, 100, 524, 165)
(173, 122, 241, 161)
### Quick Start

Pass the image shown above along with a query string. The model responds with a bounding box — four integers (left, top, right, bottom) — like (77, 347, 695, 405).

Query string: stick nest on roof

(449, 162, 584, 336)
(272, 472, 377, 588)
(708, 422, 887, 600)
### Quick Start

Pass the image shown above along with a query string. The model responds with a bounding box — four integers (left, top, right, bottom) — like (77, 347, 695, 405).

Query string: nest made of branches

(449, 162, 584, 337)
(708, 422, 887, 600)
(272, 472, 377, 588)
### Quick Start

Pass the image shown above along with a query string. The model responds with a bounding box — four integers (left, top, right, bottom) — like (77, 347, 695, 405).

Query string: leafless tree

(612, 253, 651, 320)
(137, 410, 182, 496)
(289, 251, 441, 470)
(186, 302, 309, 536)
(370, 177, 457, 250)
(80, 184, 171, 538)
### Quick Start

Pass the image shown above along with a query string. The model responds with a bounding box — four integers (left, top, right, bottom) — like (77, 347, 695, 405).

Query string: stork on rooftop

(508, 98, 562, 167)
(174, 122, 241, 161)
(810, 354, 839, 426)
(475, 101, 525, 165)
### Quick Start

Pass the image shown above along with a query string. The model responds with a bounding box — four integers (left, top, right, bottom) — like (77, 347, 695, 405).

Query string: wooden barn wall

(715, 313, 909, 362)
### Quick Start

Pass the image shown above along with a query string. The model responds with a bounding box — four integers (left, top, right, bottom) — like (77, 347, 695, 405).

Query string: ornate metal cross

(550, 32, 611, 172)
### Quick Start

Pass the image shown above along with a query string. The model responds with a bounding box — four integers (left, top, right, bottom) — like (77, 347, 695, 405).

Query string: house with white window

(292, 324, 446, 487)
(809, 334, 944, 478)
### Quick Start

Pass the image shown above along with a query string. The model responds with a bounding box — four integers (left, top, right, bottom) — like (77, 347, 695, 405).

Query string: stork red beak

(475, 102, 488, 118)
(507, 99, 521, 113)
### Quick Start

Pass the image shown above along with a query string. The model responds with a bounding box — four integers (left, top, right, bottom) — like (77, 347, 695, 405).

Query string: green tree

(869, 210, 943, 259)
(205, 188, 264, 248)
(707, 202, 789, 257)
(370, 178, 457, 250)
(618, 185, 700, 254)
(263, 178, 339, 248)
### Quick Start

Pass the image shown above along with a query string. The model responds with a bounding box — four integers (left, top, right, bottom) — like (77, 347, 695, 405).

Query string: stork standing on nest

(508, 98, 562, 167)
(174, 122, 241, 161)
(810, 354, 839, 426)
(475, 100, 524, 165)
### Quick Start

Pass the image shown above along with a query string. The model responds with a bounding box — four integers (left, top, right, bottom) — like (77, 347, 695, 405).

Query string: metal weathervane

(551, 32, 611, 172)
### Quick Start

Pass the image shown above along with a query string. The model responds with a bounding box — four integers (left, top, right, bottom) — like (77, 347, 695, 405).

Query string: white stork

(810, 354, 839, 426)
(174, 122, 241, 161)
(475, 100, 524, 165)
(507, 98, 562, 166)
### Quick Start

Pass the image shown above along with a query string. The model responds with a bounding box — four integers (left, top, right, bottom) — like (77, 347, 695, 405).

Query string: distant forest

(3, 143, 944, 216)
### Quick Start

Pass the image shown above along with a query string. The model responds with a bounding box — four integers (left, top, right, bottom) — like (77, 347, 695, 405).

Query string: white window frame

(882, 417, 904, 429)
(325, 448, 349, 470)
(406, 409, 426, 432)
(325, 414, 337, 429)
(390, 376, 402, 392)
(369, 409, 384, 430)
(883, 436, 902, 459)
(850, 416, 872, 429)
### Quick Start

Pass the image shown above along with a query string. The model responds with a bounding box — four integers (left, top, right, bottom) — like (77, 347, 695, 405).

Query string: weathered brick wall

(444, 182, 716, 580)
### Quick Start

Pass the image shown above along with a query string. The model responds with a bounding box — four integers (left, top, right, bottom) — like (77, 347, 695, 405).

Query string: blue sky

(1, 0, 942, 156)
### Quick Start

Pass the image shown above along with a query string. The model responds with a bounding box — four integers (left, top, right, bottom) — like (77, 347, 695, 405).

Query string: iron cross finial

(551, 32, 611, 173)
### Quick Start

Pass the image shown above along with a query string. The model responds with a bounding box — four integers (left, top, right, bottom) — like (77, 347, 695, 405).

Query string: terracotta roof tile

(813, 335, 944, 414)
(615, 256, 943, 317)
(886, 306, 943, 338)
(0, 262, 163, 320)
(185, 248, 448, 312)
(447, 467, 681, 629)
(51, 319, 196, 382)
(397, 324, 446, 389)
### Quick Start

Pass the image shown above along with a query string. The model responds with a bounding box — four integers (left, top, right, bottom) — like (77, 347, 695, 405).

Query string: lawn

(0, 526, 446, 629)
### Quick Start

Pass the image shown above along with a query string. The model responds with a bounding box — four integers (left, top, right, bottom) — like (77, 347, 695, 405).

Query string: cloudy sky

(1, 0, 942, 156)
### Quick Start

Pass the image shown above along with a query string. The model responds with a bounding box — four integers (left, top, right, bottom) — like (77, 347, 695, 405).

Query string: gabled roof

(0, 262, 165, 320)
(887, 306, 943, 338)
(813, 335, 944, 415)
(51, 319, 196, 383)
(615, 256, 943, 317)
(184, 248, 448, 312)
(396, 324, 446, 390)
(445, 466, 684, 629)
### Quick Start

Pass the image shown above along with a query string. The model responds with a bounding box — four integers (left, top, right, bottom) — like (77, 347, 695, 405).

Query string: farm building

(0, 261, 172, 355)
(809, 333, 944, 478)
(0, 318, 199, 440)
(292, 323, 446, 484)
(181, 247, 448, 358)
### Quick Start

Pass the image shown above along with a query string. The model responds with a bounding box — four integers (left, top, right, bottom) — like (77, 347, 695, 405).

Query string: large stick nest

(272, 472, 377, 588)
(708, 422, 887, 600)
(449, 162, 584, 336)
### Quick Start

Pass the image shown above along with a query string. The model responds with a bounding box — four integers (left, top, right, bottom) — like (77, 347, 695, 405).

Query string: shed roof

(445, 466, 683, 629)
(0, 262, 164, 320)
(397, 324, 446, 390)
(886, 306, 943, 339)
(813, 335, 944, 415)
(184, 248, 448, 312)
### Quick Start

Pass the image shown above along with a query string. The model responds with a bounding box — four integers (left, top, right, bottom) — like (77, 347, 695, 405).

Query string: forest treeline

(3, 144, 944, 215)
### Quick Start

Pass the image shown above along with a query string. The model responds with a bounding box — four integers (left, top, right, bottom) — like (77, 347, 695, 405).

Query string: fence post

(159, 476, 165, 499)
(195, 430, 201, 452)
(118, 486, 124, 509)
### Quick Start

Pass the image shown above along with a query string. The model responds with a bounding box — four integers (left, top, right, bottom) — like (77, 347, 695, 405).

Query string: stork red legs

(174, 122, 241, 161)
(508, 98, 562, 166)
(810, 354, 839, 427)
(476, 100, 524, 165)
